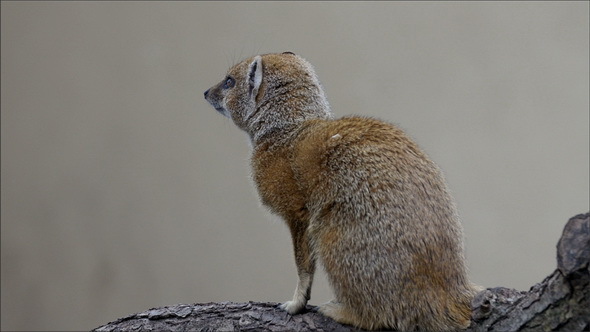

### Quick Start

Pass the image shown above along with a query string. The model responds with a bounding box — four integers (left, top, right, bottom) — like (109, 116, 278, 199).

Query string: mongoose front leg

(280, 222, 316, 315)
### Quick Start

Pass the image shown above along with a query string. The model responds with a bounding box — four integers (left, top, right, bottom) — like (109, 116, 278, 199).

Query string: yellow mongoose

(204, 52, 478, 331)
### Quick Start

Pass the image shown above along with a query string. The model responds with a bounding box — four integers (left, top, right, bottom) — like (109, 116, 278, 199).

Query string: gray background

(1, 2, 588, 331)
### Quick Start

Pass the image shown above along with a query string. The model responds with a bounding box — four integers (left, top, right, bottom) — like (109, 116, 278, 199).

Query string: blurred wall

(1, 2, 588, 331)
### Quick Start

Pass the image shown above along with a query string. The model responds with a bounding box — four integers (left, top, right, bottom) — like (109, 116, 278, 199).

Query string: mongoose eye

(223, 76, 235, 89)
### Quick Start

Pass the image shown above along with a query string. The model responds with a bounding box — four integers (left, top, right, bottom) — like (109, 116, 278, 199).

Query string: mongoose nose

(204, 89, 209, 98)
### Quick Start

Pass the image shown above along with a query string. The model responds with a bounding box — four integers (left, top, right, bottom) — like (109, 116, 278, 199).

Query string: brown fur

(204, 52, 478, 331)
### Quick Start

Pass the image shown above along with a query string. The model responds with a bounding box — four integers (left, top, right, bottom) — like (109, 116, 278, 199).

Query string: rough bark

(93, 212, 589, 332)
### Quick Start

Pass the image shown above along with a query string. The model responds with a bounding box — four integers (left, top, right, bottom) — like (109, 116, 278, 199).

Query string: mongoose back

(204, 52, 477, 331)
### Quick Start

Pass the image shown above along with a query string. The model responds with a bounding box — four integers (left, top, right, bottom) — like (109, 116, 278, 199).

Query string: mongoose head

(204, 52, 332, 143)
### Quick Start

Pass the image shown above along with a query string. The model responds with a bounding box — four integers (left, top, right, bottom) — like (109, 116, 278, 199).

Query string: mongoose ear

(248, 56, 263, 101)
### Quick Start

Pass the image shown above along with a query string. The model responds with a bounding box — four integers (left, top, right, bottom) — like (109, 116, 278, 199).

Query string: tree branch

(93, 212, 589, 332)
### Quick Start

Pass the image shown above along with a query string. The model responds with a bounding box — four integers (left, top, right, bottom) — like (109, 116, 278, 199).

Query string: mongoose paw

(317, 300, 351, 323)
(279, 300, 306, 315)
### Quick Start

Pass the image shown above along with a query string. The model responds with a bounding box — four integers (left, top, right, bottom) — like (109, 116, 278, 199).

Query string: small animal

(204, 52, 478, 331)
